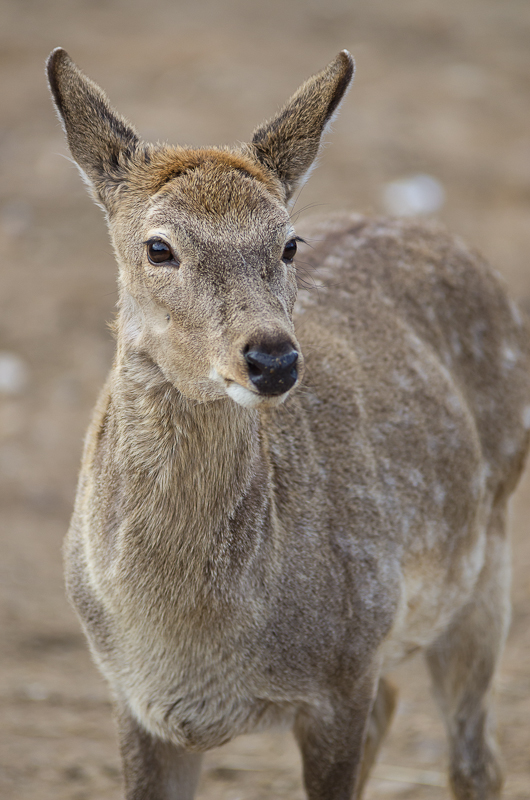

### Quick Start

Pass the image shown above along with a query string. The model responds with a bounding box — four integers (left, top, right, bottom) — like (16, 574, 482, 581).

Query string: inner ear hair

(251, 51, 354, 202)
(47, 48, 140, 206)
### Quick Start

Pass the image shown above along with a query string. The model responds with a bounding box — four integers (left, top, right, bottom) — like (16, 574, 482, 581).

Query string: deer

(47, 46, 530, 800)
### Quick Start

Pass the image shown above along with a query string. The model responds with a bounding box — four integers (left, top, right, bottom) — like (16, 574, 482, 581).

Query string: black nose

(245, 348, 298, 396)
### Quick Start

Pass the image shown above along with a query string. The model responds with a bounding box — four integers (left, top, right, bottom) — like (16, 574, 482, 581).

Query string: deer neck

(108, 349, 271, 557)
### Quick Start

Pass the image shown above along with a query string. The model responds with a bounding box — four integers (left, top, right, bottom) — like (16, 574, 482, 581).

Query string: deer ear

(250, 51, 354, 204)
(47, 48, 140, 211)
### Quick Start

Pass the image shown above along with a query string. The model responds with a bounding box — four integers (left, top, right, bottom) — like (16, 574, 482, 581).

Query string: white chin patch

(226, 383, 267, 408)
(209, 368, 289, 409)
(226, 382, 290, 409)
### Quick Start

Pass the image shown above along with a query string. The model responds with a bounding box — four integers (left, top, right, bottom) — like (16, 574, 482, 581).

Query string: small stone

(0, 352, 29, 394)
(383, 174, 445, 217)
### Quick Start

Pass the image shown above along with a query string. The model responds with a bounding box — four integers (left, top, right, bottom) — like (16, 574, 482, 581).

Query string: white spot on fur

(427, 435, 440, 455)
(410, 359, 430, 384)
(392, 371, 414, 392)
(408, 469, 424, 488)
(382, 471, 397, 491)
(433, 483, 446, 506)
(471, 463, 490, 498)
(446, 392, 463, 414)
(425, 306, 436, 323)
(406, 331, 425, 355)
(401, 511, 414, 536)
(471, 320, 487, 361)
(502, 344, 519, 370)
(425, 521, 438, 548)
(509, 299, 523, 327)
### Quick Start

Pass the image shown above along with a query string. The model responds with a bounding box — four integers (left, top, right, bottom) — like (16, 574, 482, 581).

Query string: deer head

(47, 49, 354, 408)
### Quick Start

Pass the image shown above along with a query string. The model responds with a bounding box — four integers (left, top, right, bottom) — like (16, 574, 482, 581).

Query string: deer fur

(47, 47, 530, 800)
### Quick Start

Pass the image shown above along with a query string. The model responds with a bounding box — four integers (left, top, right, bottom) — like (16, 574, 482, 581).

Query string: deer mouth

(225, 381, 292, 409)
(209, 369, 294, 409)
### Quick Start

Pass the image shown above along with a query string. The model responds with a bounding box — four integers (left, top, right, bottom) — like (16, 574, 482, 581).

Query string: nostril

(281, 350, 298, 370)
(245, 349, 297, 373)
(244, 348, 299, 395)
(245, 352, 264, 379)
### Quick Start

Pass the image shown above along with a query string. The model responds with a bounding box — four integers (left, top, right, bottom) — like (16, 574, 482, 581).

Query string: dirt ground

(1, 0, 530, 798)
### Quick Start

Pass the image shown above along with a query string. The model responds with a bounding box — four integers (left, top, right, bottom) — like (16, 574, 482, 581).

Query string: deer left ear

(250, 51, 354, 204)
(47, 48, 140, 211)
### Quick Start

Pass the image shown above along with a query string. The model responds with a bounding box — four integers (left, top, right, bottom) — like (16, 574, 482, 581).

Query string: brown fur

(47, 46, 530, 800)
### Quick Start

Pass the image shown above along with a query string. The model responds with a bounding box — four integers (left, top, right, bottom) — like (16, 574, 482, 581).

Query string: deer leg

(356, 676, 398, 797)
(425, 506, 510, 800)
(116, 704, 203, 800)
(294, 676, 379, 800)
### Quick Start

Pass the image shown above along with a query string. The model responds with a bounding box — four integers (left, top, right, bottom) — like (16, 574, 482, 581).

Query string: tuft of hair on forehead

(129, 145, 285, 201)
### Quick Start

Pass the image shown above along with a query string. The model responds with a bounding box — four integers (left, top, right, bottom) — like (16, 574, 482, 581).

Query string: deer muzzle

(244, 347, 299, 396)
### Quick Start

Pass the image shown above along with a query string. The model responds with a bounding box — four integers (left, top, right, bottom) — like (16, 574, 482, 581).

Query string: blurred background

(1, 0, 529, 798)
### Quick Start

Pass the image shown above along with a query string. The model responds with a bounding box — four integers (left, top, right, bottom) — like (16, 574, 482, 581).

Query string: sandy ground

(1, 0, 530, 798)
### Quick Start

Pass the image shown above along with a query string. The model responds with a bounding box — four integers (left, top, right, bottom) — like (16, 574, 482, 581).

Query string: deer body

(48, 48, 530, 799)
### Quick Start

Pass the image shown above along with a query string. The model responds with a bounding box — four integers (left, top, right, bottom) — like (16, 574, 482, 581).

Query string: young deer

(47, 47, 530, 800)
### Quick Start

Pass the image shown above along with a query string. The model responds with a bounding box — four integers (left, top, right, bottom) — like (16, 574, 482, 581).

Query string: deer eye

(146, 239, 179, 266)
(282, 239, 297, 263)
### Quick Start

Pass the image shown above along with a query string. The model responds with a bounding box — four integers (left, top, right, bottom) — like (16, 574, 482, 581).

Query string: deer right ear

(250, 51, 354, 204)
(47, 48, 140, 211)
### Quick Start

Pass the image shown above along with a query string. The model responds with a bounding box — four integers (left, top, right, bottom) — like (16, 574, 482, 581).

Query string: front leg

(294, 679, 378, 800)
(116, 703, 203, 800)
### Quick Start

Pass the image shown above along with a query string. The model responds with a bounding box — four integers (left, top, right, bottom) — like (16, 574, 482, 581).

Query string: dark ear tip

(337, 50, 355, 82)
(46, 47, 72, 97)
(46, 47, 71, 74)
